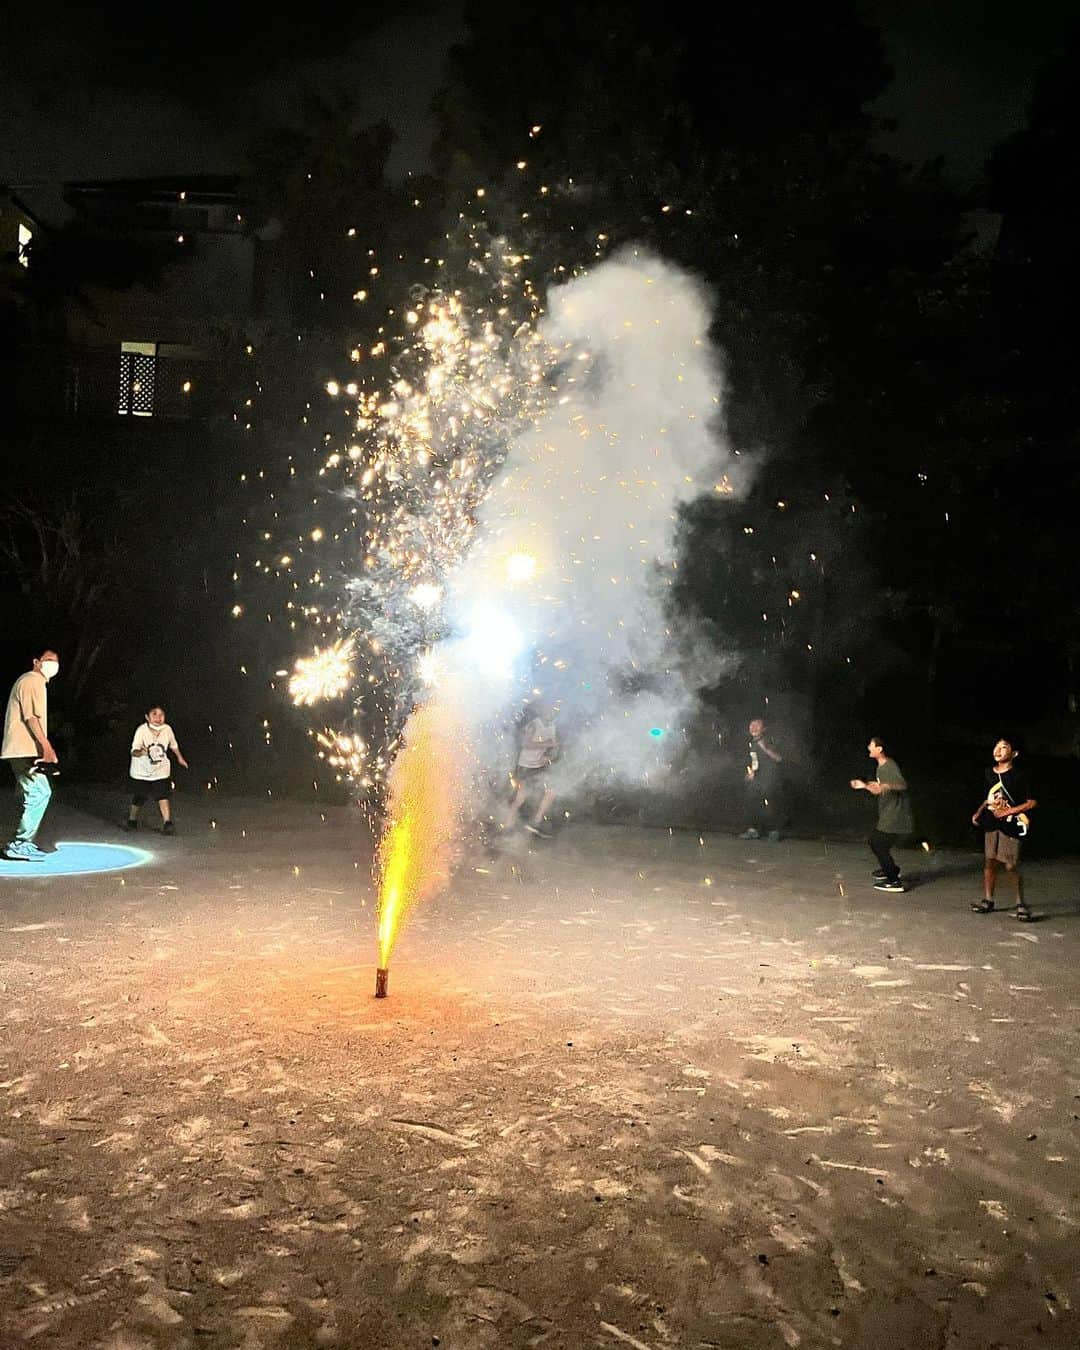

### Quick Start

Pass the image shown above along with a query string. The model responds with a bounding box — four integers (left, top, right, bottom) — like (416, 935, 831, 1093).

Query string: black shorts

(130, 776, 172, 804)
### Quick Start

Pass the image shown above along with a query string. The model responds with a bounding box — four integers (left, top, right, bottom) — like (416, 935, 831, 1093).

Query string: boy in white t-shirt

(126, 705, 188, 834)
(505, 702, 559, 838)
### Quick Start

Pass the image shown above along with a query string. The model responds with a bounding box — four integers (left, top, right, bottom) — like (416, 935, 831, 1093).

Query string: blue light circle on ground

(0, 841, 152, 878)
(649, 727, 665, 738)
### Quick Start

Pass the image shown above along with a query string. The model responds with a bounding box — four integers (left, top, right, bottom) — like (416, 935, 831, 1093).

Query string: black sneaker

(162, 821, 176, 836)
(970, 899, 995, 913)
(1015, 905, 1034, 922)
(873, 879, 905, 893)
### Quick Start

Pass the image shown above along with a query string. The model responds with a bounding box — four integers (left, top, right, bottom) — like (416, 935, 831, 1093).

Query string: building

(5, 176, 259, 424)
(0, 185, 39, 272)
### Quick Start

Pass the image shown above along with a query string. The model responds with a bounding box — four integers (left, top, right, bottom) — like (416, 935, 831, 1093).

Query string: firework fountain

(290, 234, 739, 995)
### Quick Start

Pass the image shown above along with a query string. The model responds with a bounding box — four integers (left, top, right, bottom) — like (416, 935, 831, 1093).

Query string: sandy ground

(0, 794, 1078, 1350)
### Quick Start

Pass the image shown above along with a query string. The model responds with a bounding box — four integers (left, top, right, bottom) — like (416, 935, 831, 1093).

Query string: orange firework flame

(375, 700, 468, 972)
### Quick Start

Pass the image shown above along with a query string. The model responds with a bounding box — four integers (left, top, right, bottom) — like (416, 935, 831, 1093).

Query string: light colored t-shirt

(2, 670, 47, 759)
(130, 722, 178, 781)
(517, 717, 558, 769)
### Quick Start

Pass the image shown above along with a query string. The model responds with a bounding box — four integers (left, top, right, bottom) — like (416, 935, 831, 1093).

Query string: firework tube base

(375, 967, 389, 998)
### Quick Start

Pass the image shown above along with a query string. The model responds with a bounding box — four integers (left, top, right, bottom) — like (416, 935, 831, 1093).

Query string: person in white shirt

(126, 705, 188, 835)
(505, 701, 560, 838)
(1, 648, 60, 861)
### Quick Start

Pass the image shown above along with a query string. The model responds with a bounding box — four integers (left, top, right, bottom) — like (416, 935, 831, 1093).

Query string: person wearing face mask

(126, 704, 189, 834)
(1, 648, 60, 861)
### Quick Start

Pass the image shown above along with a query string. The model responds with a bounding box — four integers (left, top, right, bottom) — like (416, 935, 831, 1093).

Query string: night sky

(3, 0, 1076, 223)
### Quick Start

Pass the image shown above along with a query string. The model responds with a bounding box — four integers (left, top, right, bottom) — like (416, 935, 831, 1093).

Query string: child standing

(126, 705, 188, 834)
(970, 738, 1036, 921)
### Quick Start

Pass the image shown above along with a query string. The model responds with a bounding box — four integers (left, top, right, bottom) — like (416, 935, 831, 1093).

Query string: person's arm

(170, 737, 189, 769)
(868, 762, 906, 796)
(760, 738, 783, 764)
(25, 715, 57, 762)
(991, 790, 1037, 820)
(131, 727, 147, 758)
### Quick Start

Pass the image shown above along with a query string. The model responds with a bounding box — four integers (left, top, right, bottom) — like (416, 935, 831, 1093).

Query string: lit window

(17, 223, 32, 268)
(118, 341, 157, 417)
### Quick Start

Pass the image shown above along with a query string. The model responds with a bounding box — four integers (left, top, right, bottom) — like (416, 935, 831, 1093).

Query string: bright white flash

(506, 551, 537, 583)
(410, 582, 443, 610)
(464, 608, 524, 675)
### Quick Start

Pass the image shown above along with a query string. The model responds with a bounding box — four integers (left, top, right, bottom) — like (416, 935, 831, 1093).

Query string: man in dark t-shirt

(850, 736, 913, 892)
(739, 717, 784, 841)
(970, 739, 1036, 920)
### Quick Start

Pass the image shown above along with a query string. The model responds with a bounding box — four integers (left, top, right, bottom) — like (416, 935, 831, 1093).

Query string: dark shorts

(514, 765, 550, 790)
(130, 776, 172, 804)
(984, 831, 1020, 867)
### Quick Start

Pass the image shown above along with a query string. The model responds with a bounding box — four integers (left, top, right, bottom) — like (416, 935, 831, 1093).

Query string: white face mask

(40, 660, 59, 680)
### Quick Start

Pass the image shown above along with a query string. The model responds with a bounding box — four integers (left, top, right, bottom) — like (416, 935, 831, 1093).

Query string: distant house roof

(0, 184, 46, 229)
(63, 176, 242, 210)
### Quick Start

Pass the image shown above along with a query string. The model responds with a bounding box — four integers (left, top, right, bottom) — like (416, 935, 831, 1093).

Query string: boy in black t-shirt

(970, 739, 1036, 920)
(739, 717, 784, 841)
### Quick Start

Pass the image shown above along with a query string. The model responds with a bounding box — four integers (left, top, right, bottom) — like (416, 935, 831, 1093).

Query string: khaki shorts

(984, 831, 1020, 867)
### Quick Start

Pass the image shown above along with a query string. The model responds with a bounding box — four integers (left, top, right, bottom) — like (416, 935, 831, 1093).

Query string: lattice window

(118, 341, 157, 417)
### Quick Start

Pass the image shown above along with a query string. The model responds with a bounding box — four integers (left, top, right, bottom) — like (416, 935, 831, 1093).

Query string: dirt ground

(0, 794, 1078, 1349)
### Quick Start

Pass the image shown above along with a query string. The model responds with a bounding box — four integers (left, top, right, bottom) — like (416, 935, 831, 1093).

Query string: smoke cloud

(439, 245, 738, 797)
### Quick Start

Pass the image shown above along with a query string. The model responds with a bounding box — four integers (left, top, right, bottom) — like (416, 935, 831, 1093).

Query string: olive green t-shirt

(876, 757, 913, 834)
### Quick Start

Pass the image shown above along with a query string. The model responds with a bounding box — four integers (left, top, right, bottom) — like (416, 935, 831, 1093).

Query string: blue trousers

(8, 758, 52, 844)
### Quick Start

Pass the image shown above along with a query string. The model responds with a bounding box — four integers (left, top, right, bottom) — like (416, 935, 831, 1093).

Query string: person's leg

(869, 830, 900, 882)
(529, 789, 556, 827)
(1003, 864, 1024, 904)
(972, 835, 1001, 911)
(11, 762, 51, 845)
(1002, 838, 1030, 918)
(128, 779, 147, 827)
(764, 781, 782, 840)
(740, 784, 763, 838)
(505, 782, 528, 826)
(155, 780, 176, 832)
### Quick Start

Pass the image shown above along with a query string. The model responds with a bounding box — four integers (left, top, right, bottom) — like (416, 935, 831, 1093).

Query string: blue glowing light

(649, 727, 665, 738)
(0, 841, 153, 878)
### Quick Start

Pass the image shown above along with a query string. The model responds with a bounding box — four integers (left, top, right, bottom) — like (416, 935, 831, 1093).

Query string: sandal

(1015, 907, 1034, 922)
(970, 899, 995, 914)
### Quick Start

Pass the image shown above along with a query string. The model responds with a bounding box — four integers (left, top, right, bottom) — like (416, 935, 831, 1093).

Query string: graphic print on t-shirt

(985, 773, 1029, 837)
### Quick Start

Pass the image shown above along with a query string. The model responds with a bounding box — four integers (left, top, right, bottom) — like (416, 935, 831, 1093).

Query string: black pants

(869, 830, 905, 881)
(745, 778, 783, 834)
